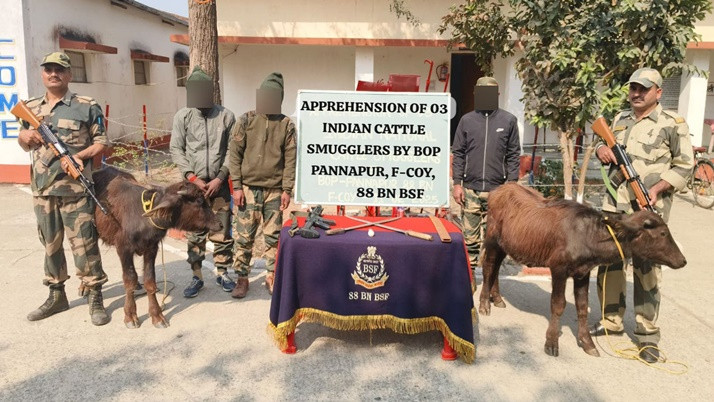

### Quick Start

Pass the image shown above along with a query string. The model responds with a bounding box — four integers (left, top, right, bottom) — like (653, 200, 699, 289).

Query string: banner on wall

(295, 90, 450, 207)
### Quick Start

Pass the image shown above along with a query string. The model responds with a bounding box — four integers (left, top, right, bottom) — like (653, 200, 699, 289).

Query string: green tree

(440, 0, 711, 199)
(438, 0, 513, 76)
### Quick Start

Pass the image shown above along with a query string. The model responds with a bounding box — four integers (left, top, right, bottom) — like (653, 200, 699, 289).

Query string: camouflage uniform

(229, 110, 296, 275)
(21, 92, 109, 289)
(233, 186, 283, 275)
(595, 103, 693, 344)
(462, 189, 489, 267)
(170, 106, 236, 276)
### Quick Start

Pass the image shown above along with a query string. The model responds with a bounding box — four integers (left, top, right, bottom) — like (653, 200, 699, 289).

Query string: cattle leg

(479, 245, 506, 316)
(119, 248, 140, 328)
(573, 274, 599, 356)
(544, 270, 567, 357)
(143, 246, 169, 328)
(489, 254, 507, 309)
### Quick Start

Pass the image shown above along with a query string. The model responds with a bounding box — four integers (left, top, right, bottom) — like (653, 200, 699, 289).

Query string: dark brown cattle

(92, 167, 221, 328)
(479, 183, 686, 357)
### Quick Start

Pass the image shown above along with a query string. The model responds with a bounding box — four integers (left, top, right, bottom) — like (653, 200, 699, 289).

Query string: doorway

(449, 53, 482, 143)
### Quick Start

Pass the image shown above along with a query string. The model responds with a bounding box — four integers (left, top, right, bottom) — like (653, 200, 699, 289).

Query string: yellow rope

(141, 190, 168, 230)
(599, 223, 688, 374)
(159, 240, 169, 310)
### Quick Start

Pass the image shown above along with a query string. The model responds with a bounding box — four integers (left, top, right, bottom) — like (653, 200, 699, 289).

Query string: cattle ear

(607, 215, 639, 239)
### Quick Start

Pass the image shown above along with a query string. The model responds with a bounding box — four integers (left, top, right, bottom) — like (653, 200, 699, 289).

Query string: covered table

(268, 215, 476, 363)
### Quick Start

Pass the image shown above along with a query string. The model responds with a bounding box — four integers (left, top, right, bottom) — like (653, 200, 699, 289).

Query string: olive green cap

(260, 72, 284, 100)
(627, 68, 663, 88)
(40, 52, 71, 68)
(476, 76, 498, 86)
(187, 66, 212, 82)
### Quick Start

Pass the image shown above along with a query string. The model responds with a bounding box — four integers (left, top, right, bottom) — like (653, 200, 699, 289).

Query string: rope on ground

(596, 264, 689, 374)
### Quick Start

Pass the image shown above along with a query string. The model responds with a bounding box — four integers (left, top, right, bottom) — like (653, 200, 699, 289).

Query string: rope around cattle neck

(141, 190, 168, 230)
(598, 222, 688, 374)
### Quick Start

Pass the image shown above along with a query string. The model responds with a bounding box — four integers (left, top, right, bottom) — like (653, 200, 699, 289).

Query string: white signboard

(1, 7, 30, 166)
(295, 90, 450, 207)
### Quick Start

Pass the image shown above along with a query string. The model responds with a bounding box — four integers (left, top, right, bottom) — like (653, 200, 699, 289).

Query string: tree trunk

(188, 0, 221, 105)
(577, 141, 596, 204)
(558, 131, 574, 200)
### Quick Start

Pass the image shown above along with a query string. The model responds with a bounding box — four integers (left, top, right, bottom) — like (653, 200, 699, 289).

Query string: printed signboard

(295, 90, 450, 207)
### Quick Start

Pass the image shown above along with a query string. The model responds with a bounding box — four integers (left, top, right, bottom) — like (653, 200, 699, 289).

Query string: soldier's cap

(627, 68, 662, 88)
(187, 66, 212, 82)
(260, 72, 284, 100)
(476, 76, 498, 86)
(40, 52, 71, 68)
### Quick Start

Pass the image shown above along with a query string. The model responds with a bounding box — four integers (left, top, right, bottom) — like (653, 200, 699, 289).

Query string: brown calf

(92, 167, 221, 328)
(479, 183, 686, 357)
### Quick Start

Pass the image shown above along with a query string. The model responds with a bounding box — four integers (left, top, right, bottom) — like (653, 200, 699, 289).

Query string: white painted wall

(16, 0, 187, 145)
(0, 0, 31, 165)
(217, 0, 454, 40)
(221, 44, 355, 119)
(679, 51, 709, 147)
(373, 46, 449, 92)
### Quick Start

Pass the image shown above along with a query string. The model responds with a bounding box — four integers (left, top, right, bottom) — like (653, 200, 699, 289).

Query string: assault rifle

(288, 205, 335, 238)
(11, 101, 108, 214)
(591, 116, 655, 212)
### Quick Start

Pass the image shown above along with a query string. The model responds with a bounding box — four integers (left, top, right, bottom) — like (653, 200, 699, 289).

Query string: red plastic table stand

(282, 331, 458, 360)
(282, 332, 297, 354)
(441, 337, 458, 360)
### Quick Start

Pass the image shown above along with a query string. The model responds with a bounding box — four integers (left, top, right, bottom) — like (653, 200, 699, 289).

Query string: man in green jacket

(170, 66, 237, 298)
(229, 72, 296, 297)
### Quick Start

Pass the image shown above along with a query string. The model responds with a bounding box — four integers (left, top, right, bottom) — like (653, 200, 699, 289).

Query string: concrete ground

(0, 182, 712, 401)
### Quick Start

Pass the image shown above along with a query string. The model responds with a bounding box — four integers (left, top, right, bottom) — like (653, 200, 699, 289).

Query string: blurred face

(41, 64, 71, 93)
(628, 82, 661, 117)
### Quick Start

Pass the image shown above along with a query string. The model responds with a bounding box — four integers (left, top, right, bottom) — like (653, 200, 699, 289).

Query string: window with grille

(176, 65, 189, 87)
(66, 51, 87, 83)
(134, 60, 148, 85)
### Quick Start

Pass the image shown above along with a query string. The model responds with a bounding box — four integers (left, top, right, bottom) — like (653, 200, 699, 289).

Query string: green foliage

(110, 144, 144, 170)
(438, 0, 514, 75)
(532, 159, 568, 199)
(439, 0, 712, 125)
(389, 0, 421, 27)
(440, 0, 711, 196)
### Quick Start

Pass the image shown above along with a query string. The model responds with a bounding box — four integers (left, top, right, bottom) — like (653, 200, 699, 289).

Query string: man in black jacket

(452, 76, 521, 269)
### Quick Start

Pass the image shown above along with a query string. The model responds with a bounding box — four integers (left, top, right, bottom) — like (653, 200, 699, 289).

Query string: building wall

(1, 0, 188, 183)
(217, 0, 714, 150)
(217, 0, 452, 40)
(222, 44, 356, 118)
(0, 0, 31, 178)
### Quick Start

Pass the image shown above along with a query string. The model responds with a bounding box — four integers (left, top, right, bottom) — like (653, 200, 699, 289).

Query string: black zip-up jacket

(452, 109, 521, 192)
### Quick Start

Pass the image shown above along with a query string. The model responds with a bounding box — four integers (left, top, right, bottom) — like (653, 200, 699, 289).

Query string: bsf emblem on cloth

(352, 246, 388, 289)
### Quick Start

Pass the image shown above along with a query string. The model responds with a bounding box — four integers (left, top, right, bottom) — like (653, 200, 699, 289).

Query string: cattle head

(612, 211, 686, 269)
(143, 181, 222, 233)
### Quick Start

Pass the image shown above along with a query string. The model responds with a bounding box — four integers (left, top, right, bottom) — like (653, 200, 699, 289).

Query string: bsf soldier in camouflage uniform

(170, 66, 237, 298)
(591, 68, 694, 363)
(452, 77, 521, 271)
(229, 72, 296, 297)
(17, 52, 111, 326)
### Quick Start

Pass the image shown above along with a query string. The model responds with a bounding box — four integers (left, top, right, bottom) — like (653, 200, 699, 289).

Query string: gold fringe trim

(268, 308, 476, 364)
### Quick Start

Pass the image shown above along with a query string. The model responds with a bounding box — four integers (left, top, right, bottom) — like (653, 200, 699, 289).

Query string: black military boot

(27, 283, 69, 321)
(87, 286, 110, 326)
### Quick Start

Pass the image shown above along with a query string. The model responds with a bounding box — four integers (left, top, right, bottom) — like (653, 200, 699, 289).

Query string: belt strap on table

(429, 216, 451, 243)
